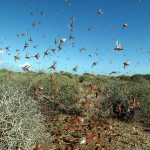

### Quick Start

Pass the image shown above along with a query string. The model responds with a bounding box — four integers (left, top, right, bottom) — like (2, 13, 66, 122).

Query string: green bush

(102, 79, 150, 126)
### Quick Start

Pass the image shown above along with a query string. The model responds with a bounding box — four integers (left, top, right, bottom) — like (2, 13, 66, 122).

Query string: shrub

(127, 80, 150, 127)
(102, 80, 150, 125)
(0, 82, 51, 150)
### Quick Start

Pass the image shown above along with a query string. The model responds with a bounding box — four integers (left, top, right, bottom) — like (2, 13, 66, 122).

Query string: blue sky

(0, 0, 150, 75)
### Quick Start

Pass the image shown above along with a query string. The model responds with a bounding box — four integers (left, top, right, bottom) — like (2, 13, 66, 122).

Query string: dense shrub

(102, 79, 150, 126)
(0, 82, 51, 150)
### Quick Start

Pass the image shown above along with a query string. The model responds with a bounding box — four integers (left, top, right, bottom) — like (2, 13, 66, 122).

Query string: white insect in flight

(114, 41, 123, 51)
(60, 38, 66, 43)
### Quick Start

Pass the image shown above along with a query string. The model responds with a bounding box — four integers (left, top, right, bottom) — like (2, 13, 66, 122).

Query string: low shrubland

(0, 69, 149, 149)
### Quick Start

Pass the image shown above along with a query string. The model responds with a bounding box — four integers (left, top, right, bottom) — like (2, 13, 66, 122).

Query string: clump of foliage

(0, 82, 51, 150)
(100, 81, 129, 120)
(127, 79, 150, 127)
(29, 74, 83, 116)
(102, 78, 150, 126)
